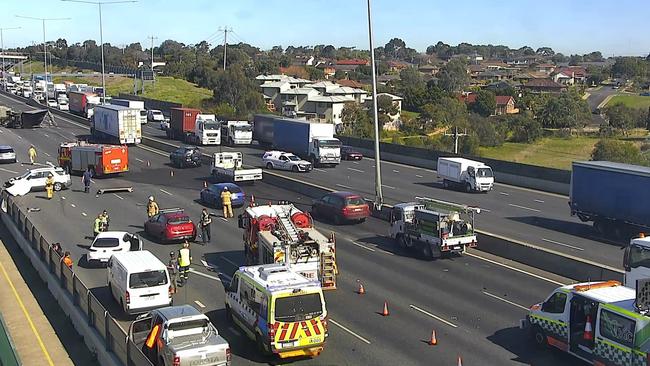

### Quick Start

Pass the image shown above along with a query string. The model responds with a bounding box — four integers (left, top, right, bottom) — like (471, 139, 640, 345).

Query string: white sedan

(262, 151, 312, 172)
(87, 231, 142, 265)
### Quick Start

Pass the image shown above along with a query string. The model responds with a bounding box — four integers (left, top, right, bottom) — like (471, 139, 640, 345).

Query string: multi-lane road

(0, 94, 579, 365)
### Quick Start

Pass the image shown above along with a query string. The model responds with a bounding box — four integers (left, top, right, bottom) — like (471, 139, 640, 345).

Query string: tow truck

(211, 152, 262, 183)
(238, 202, 337, 290)
(58, 141, 128, 176)
(389, 197, 480, 259)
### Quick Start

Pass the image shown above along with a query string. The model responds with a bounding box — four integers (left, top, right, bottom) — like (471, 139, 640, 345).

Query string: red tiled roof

(337, 79, 366, 88)
(495, 96, 514, 105)
(458, 93, 477, 104)
(336, 59, 369, 66)
(524, 78, 565, 88)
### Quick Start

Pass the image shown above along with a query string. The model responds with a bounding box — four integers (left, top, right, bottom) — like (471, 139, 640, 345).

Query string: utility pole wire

(444, 126, 468, 155)
(148, 35, 158, 77)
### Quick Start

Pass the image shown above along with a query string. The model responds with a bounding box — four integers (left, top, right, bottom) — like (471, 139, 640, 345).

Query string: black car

(169, 146, 202, 168)
(341, 146, 363, 160)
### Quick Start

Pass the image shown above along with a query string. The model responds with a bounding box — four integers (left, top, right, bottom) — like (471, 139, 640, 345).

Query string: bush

(469, 114, 505, 147)
(508, 114, 542, 143)
(591, 139, 647, 165)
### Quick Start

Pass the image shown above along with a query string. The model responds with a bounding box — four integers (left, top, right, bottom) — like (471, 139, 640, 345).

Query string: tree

(429, 96, 468, 129)
(398, 67, 424, 89)
(384, 38, 406, 59)
(538, 92, 590, 130)
(591, 139, 646, 165)
(306, 66, 324, 80)
(321, 45, 336, 59)
(438, 59, 469, 93)
(605, 104, 636, 132)
(552, 53, 568, 63)
(471, 90, 496, 117)
(646, 106, 650, 131)
(469, 113, 504, 147)
(211, 66, 264, 117)
(508, 113, 542, 143)
(341, 102, 372, 138)
(612, 57, 647, 79)
(536, 47, 555, 56)
(569, 54, 584, 66)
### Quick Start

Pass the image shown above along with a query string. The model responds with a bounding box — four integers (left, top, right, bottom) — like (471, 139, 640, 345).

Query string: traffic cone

(170, 170, 174, 177)
(583, 314, 593, 341)
(381, 301, 389, 316)
(428, 329, 437, 345)
(457, 355, 463, 366)
(357, 282, 365, 295)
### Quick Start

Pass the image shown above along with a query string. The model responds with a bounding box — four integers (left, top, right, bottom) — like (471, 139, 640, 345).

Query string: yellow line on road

(0, 259, 55, 366)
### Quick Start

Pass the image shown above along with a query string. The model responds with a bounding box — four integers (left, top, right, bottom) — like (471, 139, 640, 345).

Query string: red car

(311, 191, 370, 224)
(341, 146, 363, 160)
(144, 209, 196, 243)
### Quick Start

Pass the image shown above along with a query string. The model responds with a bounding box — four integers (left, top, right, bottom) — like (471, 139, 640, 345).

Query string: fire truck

(58, 141, 129, 177)
(238, 202, 337, 290)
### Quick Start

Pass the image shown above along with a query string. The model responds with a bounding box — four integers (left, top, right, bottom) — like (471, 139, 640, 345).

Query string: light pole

(367, 0, 383, 210)
(61, 0, 137, 104)
(0, 26, 21, 90)
(16, 15, 70, 107)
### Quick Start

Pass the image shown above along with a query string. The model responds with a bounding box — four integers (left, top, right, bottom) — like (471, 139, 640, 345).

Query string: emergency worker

(167, 251, 179, 294)
(45, 173, 54, 199)
(178, 241, 191, 285)
(28, 145, 37, 164)
(147, 196, 159, 218)
(221, 187, 233, 218)
(93, 214, 102, 237)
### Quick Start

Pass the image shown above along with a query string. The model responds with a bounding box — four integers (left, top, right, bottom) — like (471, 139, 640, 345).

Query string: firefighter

(167, 251, 179, 294)
(28, 145, 37, 164)
(147, 196, 159, 218)
(93, 214, 102, 237)
(178, 241, 191, 286)
(99, 210, 110, 231)
(220, 187, 233, 219)
(45, 173, 54, 199)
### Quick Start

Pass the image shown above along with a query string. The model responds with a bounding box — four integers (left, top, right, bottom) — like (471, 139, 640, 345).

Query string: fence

(0, 192, 152, 366)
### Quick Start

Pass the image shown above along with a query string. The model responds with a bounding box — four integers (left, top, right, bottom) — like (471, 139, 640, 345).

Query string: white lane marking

(314, 168, 327, 172)
(81, 212, 87, 217)
(16, 136, 22, 139)
(70, 204, 76, 208)
(159, 189, 173, 196)
(415, 174, 423, 178)
(508, 203, 541, 213)
(534, 199, 545, 203)
(61, 196, 66, 200)
(499, 192, 510, 196)
(220, 217, 228, 222)
(221, 257, 239, 268)
(542, 238, 584, 251)
(392, 169, 399, 173)
(465, 252, 565, 286)
(329, 319, 371, 344)
(382, 184, 396, 189)
(377, 248, 395, 256)
(189, 268, 225, 282)
(135, 158, 144, 163)
(336, 183, 353, 190)
(194, 300, 206, 308)
(409, 304, 458, 328)
(482, 291, 529, 311)
(347, 167, 364, 173)
(351, 241, 376, 252)
(113, 193, 124, 200)
(353, 161, 360, 165)
(43, 133, 49, 137)
(0, 168, 19, 174)
(43, 152, 51, 157)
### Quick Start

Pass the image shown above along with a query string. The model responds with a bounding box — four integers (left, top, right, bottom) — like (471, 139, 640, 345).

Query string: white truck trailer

(91, 105, 142, 145)
(437, 157, 494, 193)
(211, 152, 262, 183)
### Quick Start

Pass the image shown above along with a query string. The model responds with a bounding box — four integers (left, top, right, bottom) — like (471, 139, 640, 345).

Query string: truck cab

(222, 120, 253, 145)
(193, 114, 221, 145)
(310, 138, 341, 167)
(524, 280, 650, 366)
(438, 157, 494, 193)
(624, 235, 650, 288)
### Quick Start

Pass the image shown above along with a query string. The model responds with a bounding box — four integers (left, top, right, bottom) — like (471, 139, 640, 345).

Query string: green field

(607, 95, 650, 109)
(477, 136, 600, 170)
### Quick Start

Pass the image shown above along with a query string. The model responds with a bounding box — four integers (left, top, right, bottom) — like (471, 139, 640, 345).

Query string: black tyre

(531, 325, 548, 349)
(422, 245, 433, 260)
(465, 183, 472, 193)
(292, 165, 299, 172)
(256, 334, 271, 356)
(266, 162, 273, 169)
(333, 214, 342, 225)
(442, 180, 449, 189)
(397, 235, 407, 249)
(53, 182, 63, 191)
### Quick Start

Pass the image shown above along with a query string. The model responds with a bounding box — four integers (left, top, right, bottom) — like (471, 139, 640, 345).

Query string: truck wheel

(53, 182, 63, 191)
(422, 245, 433, 260)
(531, 325, 548, 349)
(442, 180, 449, 189)
(397, 235, 407, 249)
(256, 334, 271, 356)
(465, 183, 472, 193)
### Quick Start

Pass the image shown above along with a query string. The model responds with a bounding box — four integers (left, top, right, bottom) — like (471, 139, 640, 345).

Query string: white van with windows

(107, 250, 172, 315)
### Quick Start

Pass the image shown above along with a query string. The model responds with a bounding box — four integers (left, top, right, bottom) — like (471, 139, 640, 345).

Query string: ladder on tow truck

(321, 250, 337, 290)
(278, 215, 300, 242)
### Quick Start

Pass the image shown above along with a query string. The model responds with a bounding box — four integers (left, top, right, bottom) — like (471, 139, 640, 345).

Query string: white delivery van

(107, 250, 172, 315)
(437, 157, 494, 193)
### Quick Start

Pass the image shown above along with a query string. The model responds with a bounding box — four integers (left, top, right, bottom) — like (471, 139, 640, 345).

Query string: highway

(0, 97, 578, 365)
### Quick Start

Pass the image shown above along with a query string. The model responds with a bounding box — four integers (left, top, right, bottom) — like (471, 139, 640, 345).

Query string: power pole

(366, 0, 383, 209)
(148, 35, 158, 78)
(218, 26, 232, 70)
(444, 126, 468, 154)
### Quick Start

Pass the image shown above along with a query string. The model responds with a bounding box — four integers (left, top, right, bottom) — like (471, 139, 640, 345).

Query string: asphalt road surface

(0, 110, 579, 365)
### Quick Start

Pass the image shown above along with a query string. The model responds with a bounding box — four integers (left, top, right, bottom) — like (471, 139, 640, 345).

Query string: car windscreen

(345, 196, 365, 206)
(477, 168, 493, 178)
(319, 139, 342, 148)
(234, 125, 252, 131)
(203, 123, 220, 130)
(168, 216, 191, 225)
(0, 148, 14, 154)
(92, 237, 120, 248)
(129, 270, 168, 289)
(274, 293, 323, 322)
(629, 245, 650, 269)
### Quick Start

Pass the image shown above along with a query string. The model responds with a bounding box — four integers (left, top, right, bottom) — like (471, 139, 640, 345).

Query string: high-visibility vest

(221, 191, 232, 205)
(45, 177, 54, 187)
(62, 256, 73, 268)
(147, 201, 159, 216)
(145, 324, 161, 349)
(94, 218, 101, 232)
(179, 248, 191, 267)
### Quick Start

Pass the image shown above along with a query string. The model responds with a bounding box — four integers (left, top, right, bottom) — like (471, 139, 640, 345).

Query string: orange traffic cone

(428, 329, 437, 345)
(381, 301, 389, 316)
(357, 282, 365, 295)
(583, 314, 593, 341)
(457, 355, 463, 366)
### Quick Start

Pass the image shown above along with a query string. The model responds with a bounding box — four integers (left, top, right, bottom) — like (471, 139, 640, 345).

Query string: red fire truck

(238, 202, 337, 290)
(58, 142, 129, 176)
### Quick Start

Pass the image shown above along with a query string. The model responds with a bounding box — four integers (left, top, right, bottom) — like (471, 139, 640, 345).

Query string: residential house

(278, 87, 320, 117)
(278, 65, 309, 80)
(482, 60, 509, 70)
(552, 67, 587, 85)
(316, 63, 336, 79)
(303, 95, 355, 125)
(309, 81, 340, 94)
(467, 64, 486, 78)
(377, 74, 401, 86)
(534, 63, 556, 74)
(337, 79, 367, 89)
(513, 71, 549, 84)
(418, 64, 440, 76)
(387, 60, 410, 72)
(521, 78, 567, 93)
(260, 81, 291, 111)
(494, 96, 518, 115)
(458, 92, 478, 104)
(336, 59, 370, 66)
(326, 86, 368, 104)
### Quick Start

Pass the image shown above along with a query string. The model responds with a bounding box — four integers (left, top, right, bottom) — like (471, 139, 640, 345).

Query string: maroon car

(144, 209, 196, 243)
(341, 146, 363, 160)
(311, 191, 370, 224)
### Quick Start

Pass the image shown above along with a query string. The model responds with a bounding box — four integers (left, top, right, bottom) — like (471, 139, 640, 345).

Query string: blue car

(200, 183, 245, 207)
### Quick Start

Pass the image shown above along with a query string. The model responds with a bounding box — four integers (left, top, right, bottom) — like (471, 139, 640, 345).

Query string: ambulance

(522, 280, 650, 366)
(224, 264, 328, 359)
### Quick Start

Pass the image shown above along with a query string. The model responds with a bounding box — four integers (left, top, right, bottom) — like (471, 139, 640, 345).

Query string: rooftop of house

(280, 87, 319, 95)
(260, 81, 290, 89)
(458, 93, 477, 104)
(495, 96, 514, 105)
(336, 59, 370, 66)
(523, 78, 565, 88)
(308, 95, 355, 103)
(256, 74, 311, 84)
(376, 92, 404, 101)
(328, 86, 367, 95)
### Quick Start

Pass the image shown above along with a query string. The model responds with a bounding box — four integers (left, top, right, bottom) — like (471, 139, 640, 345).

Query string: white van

(107, 250, 172, 315)
(437, 157, 494, 193)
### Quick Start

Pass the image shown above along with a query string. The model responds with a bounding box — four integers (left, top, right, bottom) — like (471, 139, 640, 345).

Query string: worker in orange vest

(61, 251, 73, 269)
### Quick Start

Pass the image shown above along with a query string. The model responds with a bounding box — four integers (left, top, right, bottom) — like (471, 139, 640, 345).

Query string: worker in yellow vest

(45, 173, 54, 199)
(220, 187, 233, 218)
(147, 196, 159, 218)
(28, 145, 37, 164)
(178, 241, 191, 286)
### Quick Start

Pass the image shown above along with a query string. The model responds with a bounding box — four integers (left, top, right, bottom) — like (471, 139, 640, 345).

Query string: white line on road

(347, 167, 365, 173)
(61, 196, 66, 200)
(81, 212, 87, 217)
(508, 203, 541, 213)
(465, 252, 565, 286)
(70, 204, 76, 208)
(415, 174, 423, 178)
(220, 217, 228, 222)
(382, 184, 396, 189)
(113, 193, 124, 200)
(377, 248, 395, 256)
(43, 133, 49, 138)
(221, 257, 239, 268)
(135, 158, 144, 163)
(336, 183, 353, 190)
(353, 161, 360, 165)
(159, 189, 173, 196)
(542, 238, 584, 251)
(314, 168, 327, 172)
(0, 168, 18, 174)
(189, 268, 223, 282)
(194, 300, 206, 308)
(16, 136, 22, 139)
(329, 319, 371, 344)
(351, 241, 376, 252)
(534, 199, 545, 203)
(392, 169, 399, 173)
(482, 291, 529, 311)
(499, 192, 510, 196)
(43, 152, 51, 157)
(409, 304, 458, 328)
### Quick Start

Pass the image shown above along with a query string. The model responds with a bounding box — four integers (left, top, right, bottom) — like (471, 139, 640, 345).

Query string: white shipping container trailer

(91, 105, 142, 145)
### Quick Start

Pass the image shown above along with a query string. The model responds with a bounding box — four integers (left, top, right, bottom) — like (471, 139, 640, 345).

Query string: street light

(16, 15, 70, 107)
(61, 0, 137, 104)
(0, 26, 21, 90)
(366, 0, 383, 210)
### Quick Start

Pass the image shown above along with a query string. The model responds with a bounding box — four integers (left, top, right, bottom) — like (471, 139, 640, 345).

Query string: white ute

(211, 152, 262, 183)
